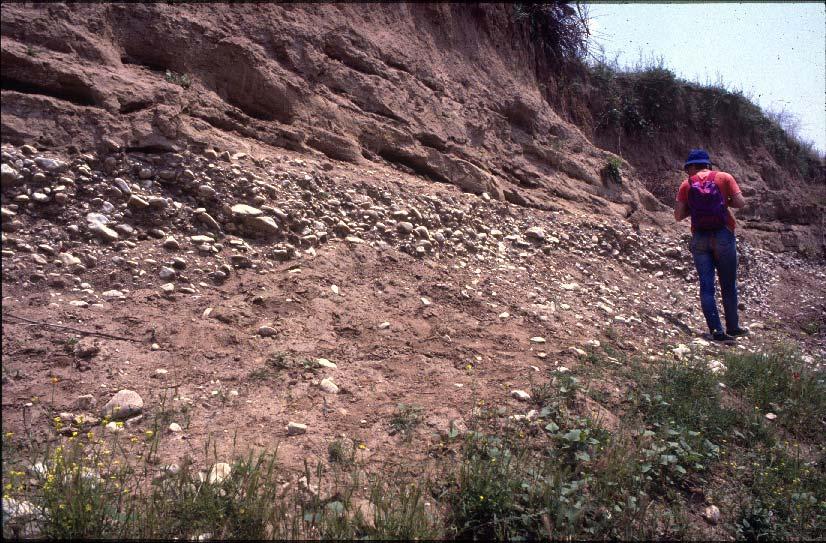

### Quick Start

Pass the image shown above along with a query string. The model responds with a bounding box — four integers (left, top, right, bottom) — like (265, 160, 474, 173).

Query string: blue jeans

(690, 228, 740, 334)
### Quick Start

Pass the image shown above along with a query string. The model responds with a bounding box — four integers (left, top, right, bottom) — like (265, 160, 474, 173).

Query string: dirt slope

(1, 3, 825, 538)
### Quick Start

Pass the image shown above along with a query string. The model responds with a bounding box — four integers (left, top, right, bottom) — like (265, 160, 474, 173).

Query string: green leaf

(563, 429, 582, 442)
(575, 451, 591, 462)
(641, 463, 652, 473)
(544, 421, 560, 433)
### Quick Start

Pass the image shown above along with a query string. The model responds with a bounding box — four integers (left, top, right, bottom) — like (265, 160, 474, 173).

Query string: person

(674, 149, 749, 342)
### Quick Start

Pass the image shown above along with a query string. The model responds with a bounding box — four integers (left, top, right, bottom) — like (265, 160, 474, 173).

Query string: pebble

(89, 223, 119, 242)
(529, 336, 546, 344)
(319, 378, 340, 394)
(258, 325, 277, 337)
(168, 422, 182, 433)
(703, 505, 721, 525)
(287, 421, 307, 435)
(511, 389, 531, 401)
(100, 389, 144, 420)
(208, 463, 232, 484)
(317, 358, 337, 369)
(160, 283, 175, 294)
(163, 237, 180, 250)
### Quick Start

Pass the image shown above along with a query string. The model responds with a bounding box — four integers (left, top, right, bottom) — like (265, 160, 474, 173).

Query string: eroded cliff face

(1, 2, 823, 255)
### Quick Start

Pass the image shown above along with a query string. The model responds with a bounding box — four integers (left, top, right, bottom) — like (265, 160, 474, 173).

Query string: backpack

(687, 171, 727, 230)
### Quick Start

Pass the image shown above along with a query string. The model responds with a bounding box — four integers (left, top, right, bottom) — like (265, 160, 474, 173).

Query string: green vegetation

(581, 52, 824, 203)
(512, 2, 590, 66)
(389, 403, 423, 441)
(723, 346, 826, 441)
(164, 69, 191, 89)
(3, 346, 824, 539)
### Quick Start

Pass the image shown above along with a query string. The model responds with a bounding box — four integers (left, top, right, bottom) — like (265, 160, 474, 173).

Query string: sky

(586, 2, 825, 154)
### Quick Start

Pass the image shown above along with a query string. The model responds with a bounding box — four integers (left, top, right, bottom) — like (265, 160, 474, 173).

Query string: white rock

(207, 462, 232, 485)
(420, 297, 432, 306)
(105, 421, 124, 433)
(764, 412, 777, 420)
(101, 289, 125, 300)
(100, 389, 143, 420)
(703, 505, 721, 525)
(160, 283, 175, 294)
(672, 344, 691, 359)
(287, 422, 307, 435)
(319, 378, 339, 394)
(511, 389, 531, 401)
(330, 285, 340, 295)
(317, 358, 337, 369)
(707, 360, 726, 374)
(378, 321, 391, 329)
(168, 422, 182, 433)
(530, 336, 546, 344)
(258, 325, 277, 337)
(231, 204, 263, 217)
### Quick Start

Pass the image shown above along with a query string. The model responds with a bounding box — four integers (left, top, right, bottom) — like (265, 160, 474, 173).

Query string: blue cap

(684, 148, 712, 168)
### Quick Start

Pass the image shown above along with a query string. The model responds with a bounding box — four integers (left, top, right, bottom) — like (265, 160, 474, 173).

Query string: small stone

(208, 462, 232, 484)
(74, 337, 100, 359)
(168, 422, 182, 433)
(160, 283, 175, 294)
(100, 389, 143, 420)
(231, 204, 263, 217)
(287, 422, 307, 435)
(330, 285, 340, 295)
(258, 325, 277, 337)
(127, 195, 149, 210)
(319, 378, 339, 394)
(672, 344, 691, 360)
(105, 421, 124, 433)
(72, 394, 97, 411)
(525, 227, 546, 241)
(159, 267, 176, 279)
(420, 297, 432, 306)
(163, 237, 180, 250)
(1, 163, 19, 187)
(511, 389, 531, 401)
(317, 358, 337, 369)
(102, 290, 125, 300)
(89, 223, 119, 242)
(397, 221, 415, 234)
(529, 336, 546, 344)
(499, 312, 510, 319)
(378, 321, 391, 329)
(703, 505, 721, 525)
(764, 412, 777, 420)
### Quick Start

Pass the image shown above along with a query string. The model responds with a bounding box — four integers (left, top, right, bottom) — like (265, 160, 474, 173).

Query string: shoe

(727, 327, 749, 337)
(711, 331, 735, 342)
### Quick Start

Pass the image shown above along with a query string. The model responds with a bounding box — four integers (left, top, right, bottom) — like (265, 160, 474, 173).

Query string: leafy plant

(390, 404, 423, 441)
(164, 69, 191, 89)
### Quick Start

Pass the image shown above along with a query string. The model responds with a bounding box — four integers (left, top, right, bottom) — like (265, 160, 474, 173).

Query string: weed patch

(723, 346, 826, 441)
